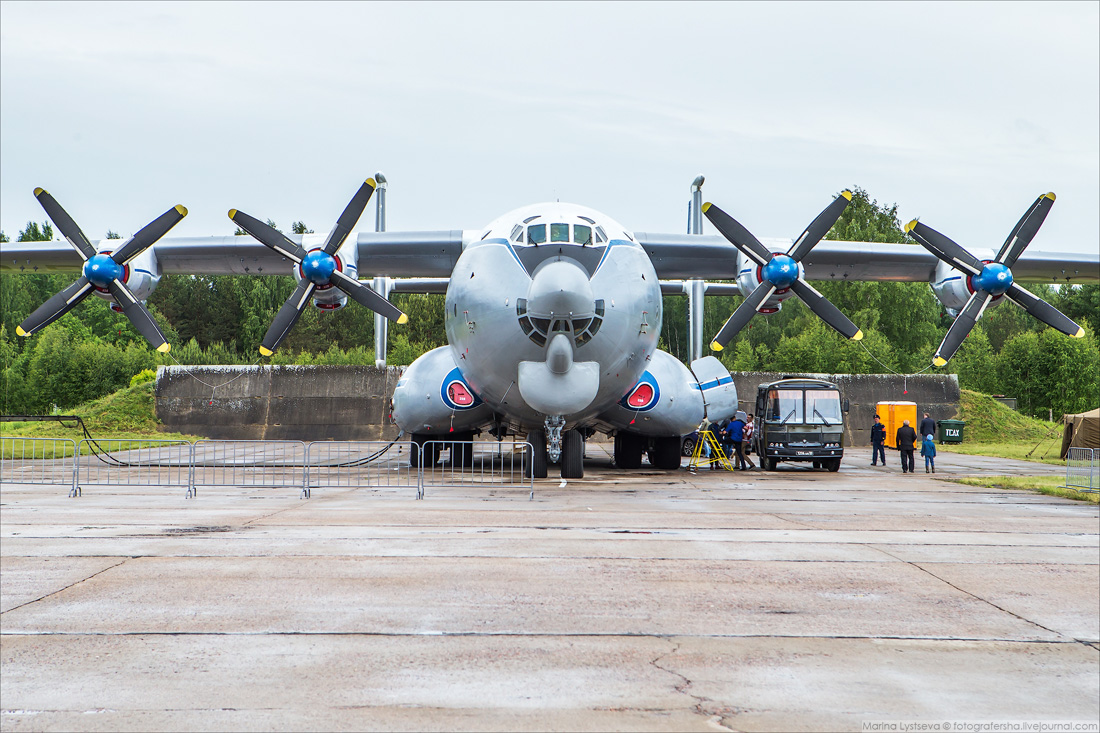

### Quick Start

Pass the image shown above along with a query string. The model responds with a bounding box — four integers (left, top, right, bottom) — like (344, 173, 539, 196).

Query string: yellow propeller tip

(933, 356, 948, 368)
(366, 177, 376, 188)
(710, 340, 723, 352)
(701, 202, 711, 214)
(33, 187, 45, 197)
(904, 218, 919, 233)
(1043, 192, 1056, 201)
(228, 209, 238, 219)
(259, 346, 274, 357)
(175, 205, 188, 217)
(851, 329, 863, 341)
(841, 190, 853, 201)
(397, 313, 409, 325)
(1074, 327, 1085, 338)
(16, 325, 28, 337)
(157, 342, 171, 353)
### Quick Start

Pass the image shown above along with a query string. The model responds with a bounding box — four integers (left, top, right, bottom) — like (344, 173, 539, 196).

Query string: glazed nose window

(550, 223, 569, 243)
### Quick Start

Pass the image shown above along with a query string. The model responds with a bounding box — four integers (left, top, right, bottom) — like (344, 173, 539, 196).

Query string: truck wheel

(827, 458, 841, 472)
(762, 456, 776, 471)
(526, 430, 548, 479)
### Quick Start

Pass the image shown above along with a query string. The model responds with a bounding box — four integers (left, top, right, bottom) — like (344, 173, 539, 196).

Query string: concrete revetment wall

(155, 365, 959, 447)
(155, 365, 406, 441)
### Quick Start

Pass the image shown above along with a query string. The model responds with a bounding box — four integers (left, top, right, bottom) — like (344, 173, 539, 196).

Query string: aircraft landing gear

(648, 436, 682, 470)
(561, 429, 584, 479)
(545, 415, 565, 463)
(526, 429, 548, 479)
(614, 431, 643, 469)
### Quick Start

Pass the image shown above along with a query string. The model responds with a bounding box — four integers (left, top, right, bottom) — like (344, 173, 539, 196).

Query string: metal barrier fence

(192, 440, 307, 498)
(306, 441, 419, 497)
(76, 439, 192, 497)
(418, 440, 533, 499)
(1066, 447, 1098, 493)
(1, 437, 79, 494)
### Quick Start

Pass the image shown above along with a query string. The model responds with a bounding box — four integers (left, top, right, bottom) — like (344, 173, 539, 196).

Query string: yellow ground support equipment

(688, 429, 735, 472)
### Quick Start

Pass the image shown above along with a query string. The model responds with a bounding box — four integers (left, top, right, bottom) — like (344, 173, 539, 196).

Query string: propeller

(702, 191, 864, 350)
(16, 188, 186, 353)
(228, 178, 408, 356)
(905, 192, 1084, 367)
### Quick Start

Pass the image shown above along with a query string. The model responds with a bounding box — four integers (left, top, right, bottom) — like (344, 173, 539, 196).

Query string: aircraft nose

(527, 260, 595, 317)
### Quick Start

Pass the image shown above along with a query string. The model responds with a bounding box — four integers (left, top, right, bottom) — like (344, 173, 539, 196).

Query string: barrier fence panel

(1066, 447, 1098, 493)
(1, 437, 78, 493)
(191, 440, 307, 497)
(306, 441, 418, 496)
(76, 439, 192, 497)
(419, 440, 533, 498)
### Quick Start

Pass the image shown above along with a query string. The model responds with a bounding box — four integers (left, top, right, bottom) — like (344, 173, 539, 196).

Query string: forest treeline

(2, 188, 1097, 420)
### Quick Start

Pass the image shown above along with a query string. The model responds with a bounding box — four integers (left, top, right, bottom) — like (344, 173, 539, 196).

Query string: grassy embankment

(938, 389, 1065, 466)
(0, 381, 198, 458)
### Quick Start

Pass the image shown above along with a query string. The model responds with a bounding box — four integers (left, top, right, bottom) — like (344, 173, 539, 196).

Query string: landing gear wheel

(650, 436, 683, 470)
(561, 429, 584, 479)
(614, 432, 643, 469)
(526, 429, 548, 479)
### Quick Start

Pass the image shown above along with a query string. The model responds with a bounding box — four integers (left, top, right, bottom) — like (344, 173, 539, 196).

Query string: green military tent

(1060, 408, 1100, 459)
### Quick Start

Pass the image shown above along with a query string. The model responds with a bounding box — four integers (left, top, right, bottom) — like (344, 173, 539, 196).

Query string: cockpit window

(594, 226, 607, 243)
(510, 224, 523, 242)
(574, 225, 592, 245)
(527, 224, 546, 245)
(550, 223, 569, 243)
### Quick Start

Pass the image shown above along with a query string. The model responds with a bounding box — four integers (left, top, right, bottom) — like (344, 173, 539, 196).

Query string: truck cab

(753, 378, 848, 472)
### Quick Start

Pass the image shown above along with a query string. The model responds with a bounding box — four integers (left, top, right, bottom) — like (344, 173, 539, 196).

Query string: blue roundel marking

(619, 371, 660, 412)
(301, 250, 337, 284)
(973, 262, 1013, 296)
(83, 253, 123, 289)
(762, 254, 799, 289)
(441, 367, 483, 410)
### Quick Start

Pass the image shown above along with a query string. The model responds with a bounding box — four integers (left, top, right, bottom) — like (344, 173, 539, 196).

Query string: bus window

(767, 389, 804, 424)
(806, 390, 842, 425)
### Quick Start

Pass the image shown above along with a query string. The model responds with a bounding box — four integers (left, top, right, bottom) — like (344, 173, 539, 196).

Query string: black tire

(681, 436, 696, 457)
(827, 458, 841, 472)
(615, 432, 643, 469)
(651, 436, 682, 470)
(762, 456, 776, 471)
(561, 429, 584, 479)
(526, 429, 548, 479)
(812, 460, 821, 470)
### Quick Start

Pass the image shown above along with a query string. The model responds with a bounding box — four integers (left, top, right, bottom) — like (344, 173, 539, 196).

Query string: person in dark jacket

(728, 414, 746, 470)
(919, 412, 936, 440)
(896, 419, 918, 474)
(870, 414, 886, 466)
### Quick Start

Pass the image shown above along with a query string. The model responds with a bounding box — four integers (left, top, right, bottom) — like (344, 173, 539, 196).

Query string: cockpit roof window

(578, 215, 595, 224)
(527, 223, 546, 245)
(550, 223, 569, 243)
(510, 224, 523, 242)
(574, 225, 592, 245)
(523, 215, 540, 224)
(595, 226, 607, 243)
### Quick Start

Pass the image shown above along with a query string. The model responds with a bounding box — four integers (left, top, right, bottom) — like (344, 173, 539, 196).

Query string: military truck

(752, 378, 848, 471)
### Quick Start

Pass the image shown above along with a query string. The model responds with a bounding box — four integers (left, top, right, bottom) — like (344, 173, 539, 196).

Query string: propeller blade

(229, 209, 307, 263)
(111, 205, 188, 265)
(787, 190, 852, 262)
(710, 280, 777, 351)
(933, 290, 992, 367)
(323, 179, 376, 256)
(33, 188, 96, 261)
(1004, 283, 1084, 338)
(789, 279, 863, 340)
(105, 279, 170, 352)
(701, 202, 773, 267)
(330, 270, 407, 323)
(905, 220, 984, 277)
(996, 193, 1055, 268)
(17, 277, 94, 337)
(259, 280, 317, 356)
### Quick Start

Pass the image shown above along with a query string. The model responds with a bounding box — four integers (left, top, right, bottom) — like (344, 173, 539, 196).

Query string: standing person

(921, 433, 937, 473)
(919, 412, 936, 441)
(707, 419, 724, 469)
(896, 419, 918, 474)
(728, 413, 746, 470)
(870, 414, 886, 466)
(742, 413, 756, 469)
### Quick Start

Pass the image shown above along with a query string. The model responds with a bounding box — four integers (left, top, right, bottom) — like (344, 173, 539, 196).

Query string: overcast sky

(2, 1, 1097, 256)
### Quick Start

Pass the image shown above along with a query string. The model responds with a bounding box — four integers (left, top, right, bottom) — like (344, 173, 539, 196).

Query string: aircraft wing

(635, 233, 1100, 283)
(1, 231, 466, 277)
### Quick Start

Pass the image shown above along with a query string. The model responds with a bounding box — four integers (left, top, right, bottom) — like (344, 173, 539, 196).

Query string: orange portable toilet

(876, 401, 917, 448)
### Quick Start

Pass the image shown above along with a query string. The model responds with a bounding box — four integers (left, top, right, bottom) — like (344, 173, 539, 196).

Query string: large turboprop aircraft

(4, 179, 1098, 478)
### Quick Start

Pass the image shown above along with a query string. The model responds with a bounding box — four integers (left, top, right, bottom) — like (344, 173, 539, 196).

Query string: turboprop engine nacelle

(292, 234, 357, 312)
(930, 256, 1006, 317)
(94, 245, 161, 312)
(734, 244, 801, 314)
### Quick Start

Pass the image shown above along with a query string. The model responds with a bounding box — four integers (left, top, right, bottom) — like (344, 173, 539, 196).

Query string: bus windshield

(805, 389, 842, 425)
(767, 389, 805, 424)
